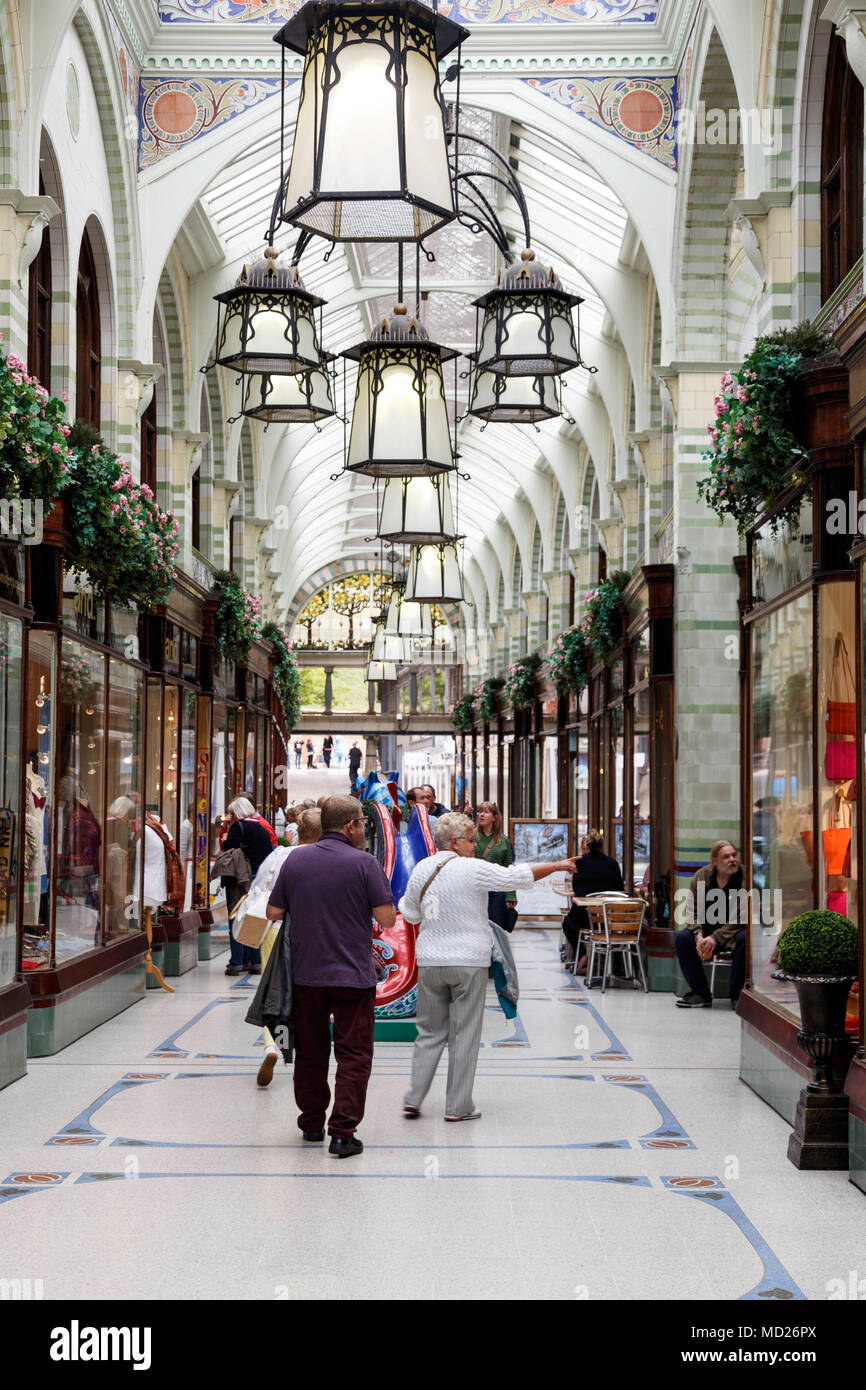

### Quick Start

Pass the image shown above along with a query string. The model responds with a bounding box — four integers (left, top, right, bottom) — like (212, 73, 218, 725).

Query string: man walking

(347, 740, 363, 788)
(266, 795, 395, 1157)
(322, 733, 334, 769)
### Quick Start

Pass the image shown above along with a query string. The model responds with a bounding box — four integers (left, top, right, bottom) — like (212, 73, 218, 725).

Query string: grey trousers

(405, 966, 488, 1116)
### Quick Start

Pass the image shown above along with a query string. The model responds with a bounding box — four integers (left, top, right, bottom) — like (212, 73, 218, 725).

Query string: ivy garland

(547, 628, 590, 697)
(212, 569, 261, 664)
(262, 620, 301, 730)
(504, 653, 541, 711)
(579, 571, 630, 665)
(472, 677, 503, 723)
(451, 694, 475, 732)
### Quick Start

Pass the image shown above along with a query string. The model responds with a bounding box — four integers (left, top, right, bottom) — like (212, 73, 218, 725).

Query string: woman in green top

(475, 802, 518, 932)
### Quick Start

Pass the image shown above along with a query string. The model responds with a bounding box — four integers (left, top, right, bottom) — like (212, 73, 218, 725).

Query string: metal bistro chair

(571, 892, 631, 979)
(551, 880, 575, 964)
(586, 898, 648, 993)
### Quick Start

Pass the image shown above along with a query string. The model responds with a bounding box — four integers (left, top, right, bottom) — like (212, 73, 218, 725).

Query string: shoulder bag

(826, 633, 857, 780)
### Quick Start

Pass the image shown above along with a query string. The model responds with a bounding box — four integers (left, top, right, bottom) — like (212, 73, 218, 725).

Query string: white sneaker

(444, 1110, 482, 1122)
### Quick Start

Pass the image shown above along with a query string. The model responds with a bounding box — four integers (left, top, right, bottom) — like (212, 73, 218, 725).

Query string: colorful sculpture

(357, 772, 435, 1019)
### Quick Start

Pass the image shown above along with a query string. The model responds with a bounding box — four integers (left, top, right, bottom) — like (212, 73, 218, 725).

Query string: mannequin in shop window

(57, 771, 101, 953)
(105, 796, 136, 939)
(133, 806, 170, 920)
(23, 756, 48, 930)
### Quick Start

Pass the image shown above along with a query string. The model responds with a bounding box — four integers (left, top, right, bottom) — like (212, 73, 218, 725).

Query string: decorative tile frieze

(157, 0, 660, 24)
(138, 74, 289, 170)
(524, 74, 677, 168)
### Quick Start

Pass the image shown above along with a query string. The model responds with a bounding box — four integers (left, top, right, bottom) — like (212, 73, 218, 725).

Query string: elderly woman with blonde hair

(399, 813, 576, 1122)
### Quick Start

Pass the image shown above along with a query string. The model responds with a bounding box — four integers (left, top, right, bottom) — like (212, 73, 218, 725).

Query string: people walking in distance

(322, 734, 334, 769)
(294, 739, 303, 770)
(266, 794, 395, 1157)
(254, 807, 322, 1088)
(306, 738, 315, 770)
(399, 812, 576, 1122)
(675, 840, 746, 1009)
(223, 798, 276, 977)
(347, 740, 363, 787)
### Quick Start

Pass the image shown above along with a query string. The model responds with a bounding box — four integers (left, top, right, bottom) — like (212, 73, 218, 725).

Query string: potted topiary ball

(776, 909, 858, 1095)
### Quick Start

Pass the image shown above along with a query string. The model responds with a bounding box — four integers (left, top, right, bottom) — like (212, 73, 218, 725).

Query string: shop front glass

(632, 717, 651, 894)
(751, 591, 814, 1015)
(56, 639, 106, 961)
(22, 630, 55, 969)
(161, 684, 180, 847)
(104, 658, 143, 942)
(0, 616, 23, 986)
(817, 582, 857, 930)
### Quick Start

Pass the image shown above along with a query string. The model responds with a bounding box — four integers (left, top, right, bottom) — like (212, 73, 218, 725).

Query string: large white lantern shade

(275, 0, 468, 243)
(213, 253, 325, 375)
(474, 250, 583, 378)
(385, 594, 433, 639)
(344, 306, 456, 477)
(404, 543, 463, 602)
(468, 364, 559, 423)
(241, 356, 335, 423)
(377, 474, 456, 542)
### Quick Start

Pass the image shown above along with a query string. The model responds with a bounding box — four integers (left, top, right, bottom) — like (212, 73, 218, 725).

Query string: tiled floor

(0, 927, 863, 1300)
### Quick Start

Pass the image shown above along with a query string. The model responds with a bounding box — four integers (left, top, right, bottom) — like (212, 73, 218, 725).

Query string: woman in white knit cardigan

(399, 812, 576, 1122)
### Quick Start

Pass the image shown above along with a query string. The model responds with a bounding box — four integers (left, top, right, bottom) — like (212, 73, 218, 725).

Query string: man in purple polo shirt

(266, 794, 395, 1158)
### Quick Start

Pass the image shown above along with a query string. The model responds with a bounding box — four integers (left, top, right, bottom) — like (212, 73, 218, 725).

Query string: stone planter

(780, 971, 856, 1170)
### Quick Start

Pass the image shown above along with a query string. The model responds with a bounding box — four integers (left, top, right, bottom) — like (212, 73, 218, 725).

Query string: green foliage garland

(262, 620, 301, 730)
(777, 909, 858, 977)
(547, 628, 590, 697)
(66, 428, 179, 610)
(504, 653, 541, 711)
(578, 571, 630, 665)
(697, 324, 837, 534)
(212, 570, 261, 664)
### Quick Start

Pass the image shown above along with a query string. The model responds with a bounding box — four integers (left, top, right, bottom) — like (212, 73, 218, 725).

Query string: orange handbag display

(825, 633, 856, 736)
(821, 792, 851, 877)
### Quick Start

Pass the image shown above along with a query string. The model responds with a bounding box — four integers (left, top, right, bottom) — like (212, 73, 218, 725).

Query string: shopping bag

(825, 633, 856, 736)
(822, 791, 852, 876)
(826, 740, 856, 781)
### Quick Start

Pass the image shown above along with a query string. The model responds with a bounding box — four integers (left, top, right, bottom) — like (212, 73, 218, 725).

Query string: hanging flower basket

(450, 694, 475, 733)
(472, 677, 503, 723)
(262, 620, 301, 730)
(547, 628, 590, 697)
(697, 324, 837, 534)
(212, 570, 261, 665)
(578, 571, 630, 665)
(65, 426, 179, 610)
(0, 344, 73, 501)
(504, 653, 541, 711)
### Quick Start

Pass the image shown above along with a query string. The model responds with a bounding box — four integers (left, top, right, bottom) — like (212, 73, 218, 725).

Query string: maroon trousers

(292, 984, 376, 1137)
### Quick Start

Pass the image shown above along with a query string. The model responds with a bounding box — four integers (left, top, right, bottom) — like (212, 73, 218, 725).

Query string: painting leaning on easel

(511, 819, 573, 919)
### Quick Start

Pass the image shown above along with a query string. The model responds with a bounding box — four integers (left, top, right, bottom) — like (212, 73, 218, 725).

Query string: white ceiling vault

(130, 0, 699, 634)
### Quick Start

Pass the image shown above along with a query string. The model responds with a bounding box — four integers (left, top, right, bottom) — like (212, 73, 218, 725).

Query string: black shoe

(302, 1129, 325, 1143)
(329, 1135, 363, 1158)
(676, 991, 712, 1008)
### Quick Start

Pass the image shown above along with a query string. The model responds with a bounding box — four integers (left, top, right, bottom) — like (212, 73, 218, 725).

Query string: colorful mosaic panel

(157, 0, 659, 22)
(525, 75, 677, 170)
(138, 76, 287, 171)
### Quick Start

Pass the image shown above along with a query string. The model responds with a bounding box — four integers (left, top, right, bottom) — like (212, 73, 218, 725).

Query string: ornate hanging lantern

(239, 355, 336, 424)
(366, 660, 397, 682)
(468, 361, 560, 423)
(372, 625, 413, 664)
(344, 305, 457, 477)
(473, 250, 584, 377)
(212, 250, 325, 375)
(385, 592, 433, 639)
(377, 474, 457, 543)
(404, 542, 463, 603)
(274, 0, 468, 243)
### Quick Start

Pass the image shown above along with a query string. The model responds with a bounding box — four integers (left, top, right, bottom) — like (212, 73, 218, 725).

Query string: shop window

(22, 630, 55, 971)
(27, 175, 52, 391)
(141, 392, 157, 498)
(180, 688, 196, 882)
(822, 30, 864, 300)
(162, 685, 180, 848)
(0, 617, 24, 986)
(751, 592, 814, 1018)
(75, 229, 101, 429)
(56, 640, 106, 961)
(104, 659, 143, 942)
